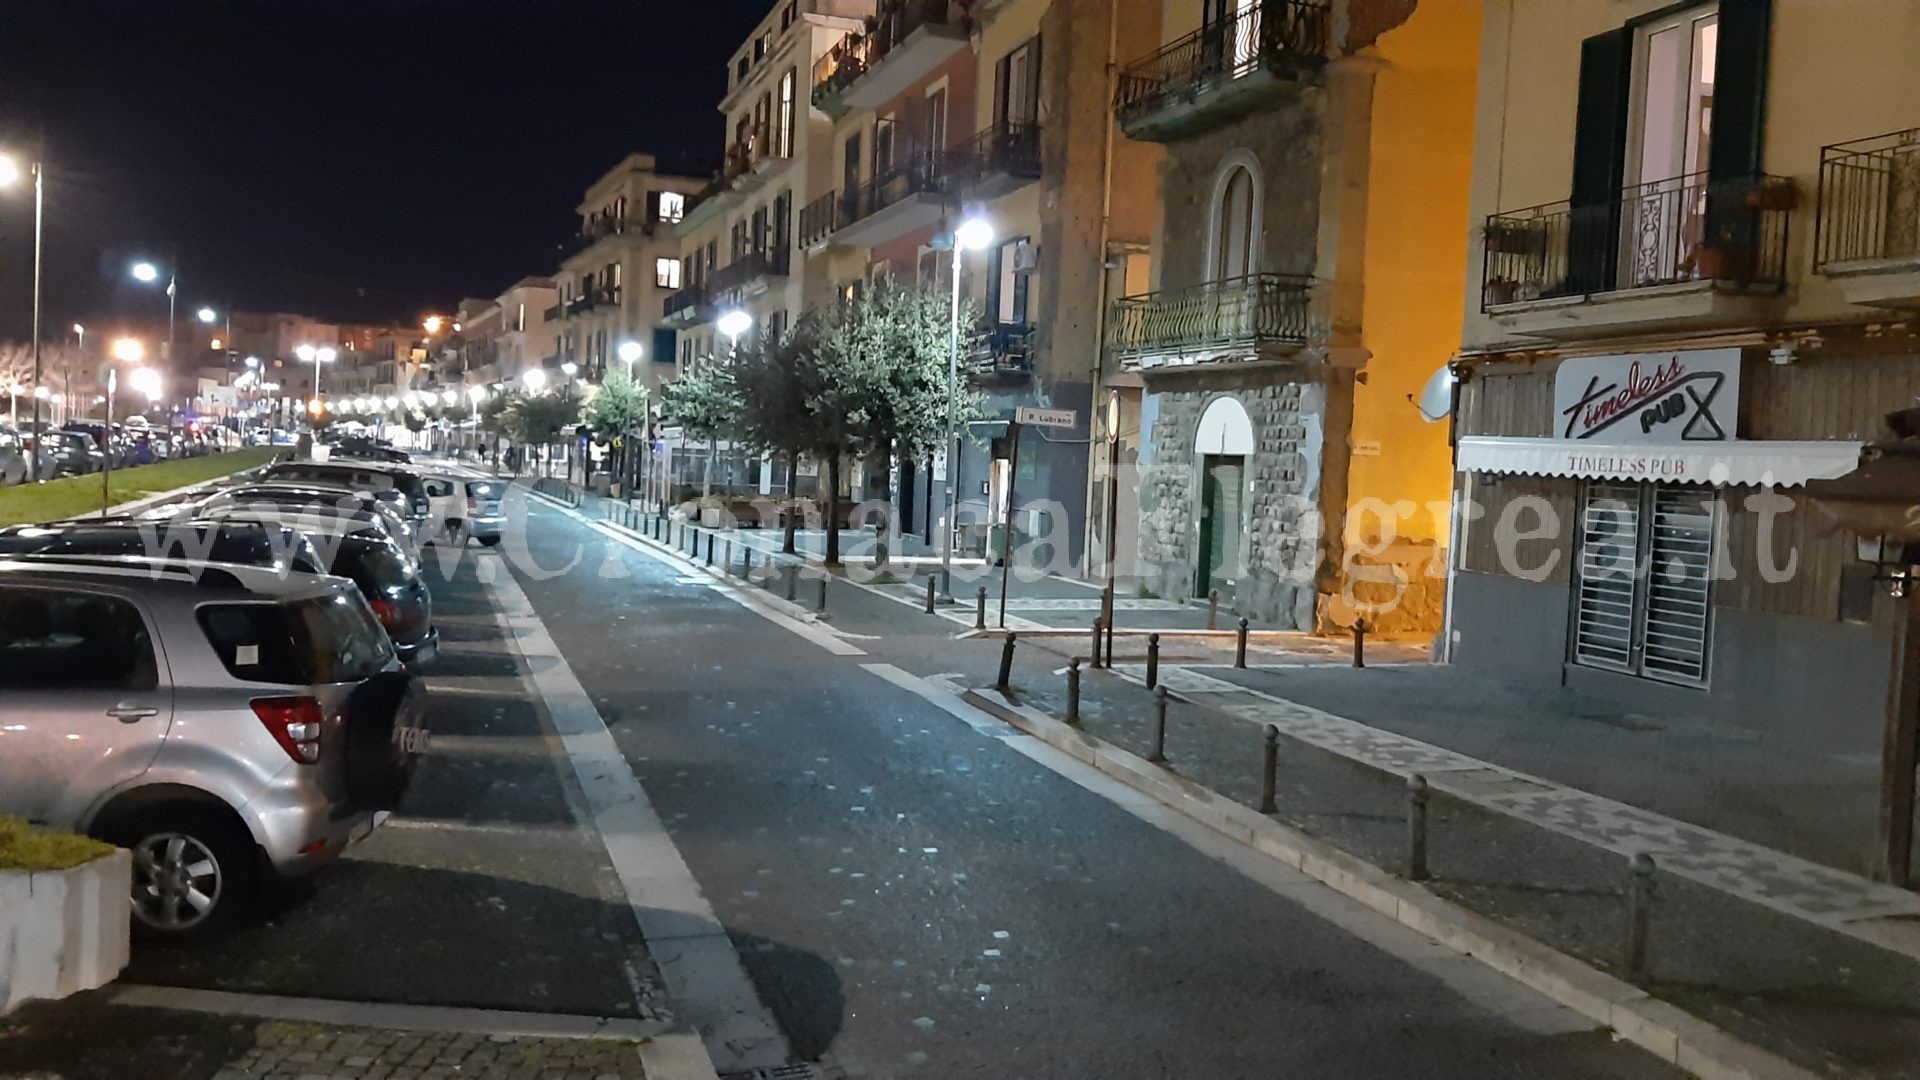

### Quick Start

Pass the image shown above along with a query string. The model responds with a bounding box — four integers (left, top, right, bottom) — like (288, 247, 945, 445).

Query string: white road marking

(481, 561, 789, 1073)
(859, 663, 1598, 1038)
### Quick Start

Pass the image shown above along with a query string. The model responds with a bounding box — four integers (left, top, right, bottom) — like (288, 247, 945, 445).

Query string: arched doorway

(1195, 396, 1253, 603)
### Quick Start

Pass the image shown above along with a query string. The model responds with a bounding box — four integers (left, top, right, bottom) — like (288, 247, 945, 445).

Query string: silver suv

(0, 556, 429, 940)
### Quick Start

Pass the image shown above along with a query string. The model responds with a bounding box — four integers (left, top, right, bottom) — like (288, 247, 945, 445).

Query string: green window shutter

(1708, 0, 1772, 184)
(1566, 28, 1632, 295)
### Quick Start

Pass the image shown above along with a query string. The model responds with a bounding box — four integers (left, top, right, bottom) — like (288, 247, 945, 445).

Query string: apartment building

(444, 278, 558, 390)
(552, 154, 706, 391)
(1109, 0, 1480, 632)
(1452, 0, 1920, 881)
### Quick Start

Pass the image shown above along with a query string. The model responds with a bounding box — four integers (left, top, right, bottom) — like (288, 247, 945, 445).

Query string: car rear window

(465, 481, 501, 500)
(197, 592, 393, 684)
(336, 537, 414, 594)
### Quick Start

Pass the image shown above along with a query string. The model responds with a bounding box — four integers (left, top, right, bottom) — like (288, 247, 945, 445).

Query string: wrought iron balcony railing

(1816, 128, 1920, 270)
(812, 0, 959, 105)
(945, 120, 1041, 190)
(1115, 0, 1329, 121)
(711, 249, 792, 296)
(840, 147, 947, 227)
(969, 321, 1034, 375)
(1107, 273, 1313, 359)
(799, 191, 842, 248)
(662, 283, 711, 323)
(569, 214, 643, 254)
(1481, 171, 1795, 309)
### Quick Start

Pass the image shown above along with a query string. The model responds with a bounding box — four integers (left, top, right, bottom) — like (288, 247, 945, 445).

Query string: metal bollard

(1145, 632, 1161, 690)
(924, 574, 937, 614)
(1208, 589, 1220, 631)
(1090, 617, 1105, 669)
(1235, 617, 1250, 669)
(1149, 686, 1170, 764)
(996, 632, 1017, 691)
(1353, 618, 1368, 669)
(743, 546, 754, 581)
(1407, 774, 1431, 881)
(1259, 724, 1280, 814)
(976, 587, 988, 631)
(786, 563, 798, 602)
(1624, 852, 1656, 982)
(818, 575, 829, 612)
(706, 532, 715, 566)
(1066, 658, 1082, 727)
(724, 538, 732, 573)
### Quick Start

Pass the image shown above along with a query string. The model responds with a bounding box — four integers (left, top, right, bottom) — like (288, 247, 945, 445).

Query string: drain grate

(719, 1067, 825, 1080)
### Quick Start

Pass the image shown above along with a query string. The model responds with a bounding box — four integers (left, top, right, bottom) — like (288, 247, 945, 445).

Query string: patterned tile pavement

(1116, 662, 1920, 932)
(208, 1021, 651, 1080)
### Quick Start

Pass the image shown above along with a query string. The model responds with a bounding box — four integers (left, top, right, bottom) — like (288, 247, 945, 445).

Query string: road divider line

(481, 560, 788, 1075)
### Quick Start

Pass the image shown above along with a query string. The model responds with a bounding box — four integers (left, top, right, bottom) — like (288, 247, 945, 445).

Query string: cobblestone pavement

(1115, 661, 1920, 935)
(209, 1021, 649, 1080)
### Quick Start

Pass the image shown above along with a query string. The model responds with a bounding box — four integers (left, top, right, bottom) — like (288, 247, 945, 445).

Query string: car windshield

(197, 590, 392, 685)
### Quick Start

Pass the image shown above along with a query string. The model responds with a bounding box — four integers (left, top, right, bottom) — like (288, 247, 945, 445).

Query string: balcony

(676, 177, 744, 235)
(1115, 0, 1328, 143)
(945, 120, 1041, 200)
(569, 213, 645, 256)
(542, 303, 564, 322)
(826, 148, 950, 248)
(970, 322, 1034, 377)
(1816, 128, 1920, 309)
(1481, 172, 1795, 340)
(799, 191, 844, 250)
(661, 284, 713, 329)
(1107, 273, 1314, 370)
(724, 129, 789, 193)
(711, 250, 792, 300)
(811, 0, 969, 119)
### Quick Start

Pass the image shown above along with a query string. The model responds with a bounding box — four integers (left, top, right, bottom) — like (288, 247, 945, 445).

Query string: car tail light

(252, 696, 324, 764)
(368, 597, 426, 633)
(466, 496, 479, 515)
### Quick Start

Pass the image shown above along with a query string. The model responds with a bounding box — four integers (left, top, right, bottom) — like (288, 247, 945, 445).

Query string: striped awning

(1457, 436, 1863, 488)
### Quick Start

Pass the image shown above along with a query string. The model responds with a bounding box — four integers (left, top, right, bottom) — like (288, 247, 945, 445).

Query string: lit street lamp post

(101, 338, 145, 516)
(716, 310, 752, 500)
(943, 215, 995, 599)
(295, 343, 337, 415)
(129, 259, 177, 369)
(0, 151, 46, 479)
(618, 340, 643, 504)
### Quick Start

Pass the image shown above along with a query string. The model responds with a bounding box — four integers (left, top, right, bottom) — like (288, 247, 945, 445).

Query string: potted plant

(0, 817, 131, 1015)
(1481, 219, 1548, 256)
(1483, 276, 1521, 306)
(1693, 229, 1755, 282)
(1738, 177, 1797, 212)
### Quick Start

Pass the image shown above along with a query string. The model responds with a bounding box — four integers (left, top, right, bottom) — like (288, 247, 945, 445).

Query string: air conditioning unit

(1011, 240, 1040, 273)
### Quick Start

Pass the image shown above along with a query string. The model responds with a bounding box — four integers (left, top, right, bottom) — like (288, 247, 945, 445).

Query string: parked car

(0, 556, 428, 940)
(261, 461, 432, 524)
(191, 483, 419, 557)
(191, 509, 440, 666)
(0, 425, 29, 486)
(0, 519, 327, 575)
(23, 428, 96, 476)
(424, 476, 506, 547)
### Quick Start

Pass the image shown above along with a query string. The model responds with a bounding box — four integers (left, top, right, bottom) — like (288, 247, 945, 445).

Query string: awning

(1805, 444, 1920, 540)
(1456, 436, 1863, 488)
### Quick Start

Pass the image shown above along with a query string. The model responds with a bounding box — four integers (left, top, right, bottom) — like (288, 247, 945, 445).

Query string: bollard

(1208, 589, 1220, 631)
(1090, 618, 1105, 669)
(976, 586, 988, 631)
(1066, 658, 1082, 727)
(1149, 686, 1170, 764)
(1624, 852, 1656, 982)
(924, 574, 937, 614)
(786, 563, 798, 603)
(1353, 618, 1368, 669)
(1407, 774, 1431, 881)
(1259, 724, 1280, 814)
(743, 546, 754, 581)
(1145, 633, 1161, 690)
(996, 632, 1017, 691)
(818, 575, 829, 613)
(724, 538, 733, 574)
(706, 532, 715, 566)
(1235, 617, 1250, 669)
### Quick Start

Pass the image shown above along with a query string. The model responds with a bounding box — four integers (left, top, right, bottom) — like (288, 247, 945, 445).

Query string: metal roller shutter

(1572, 482, 1715, 686)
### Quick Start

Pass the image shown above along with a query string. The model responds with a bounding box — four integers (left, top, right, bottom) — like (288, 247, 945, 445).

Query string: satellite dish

(1414, 364, 1456, 423)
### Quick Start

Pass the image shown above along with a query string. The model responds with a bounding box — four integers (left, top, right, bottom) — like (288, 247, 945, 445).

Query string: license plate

(395, 727, 431, 754)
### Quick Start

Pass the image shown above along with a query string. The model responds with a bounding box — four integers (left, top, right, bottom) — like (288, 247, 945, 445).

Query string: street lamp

(522, 367, 547, 393)
(129, 259, 177, 366)
(295, 344, 337, 412)
(560, 361, 578, 377)
(716, 309, 753, 343)
(0, 150, 45, 477)
(618, 340, 643, 368)
(942, 214, 995, 598)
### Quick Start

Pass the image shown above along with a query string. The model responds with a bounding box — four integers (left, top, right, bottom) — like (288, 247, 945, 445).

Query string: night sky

(0, 0, 770, 340)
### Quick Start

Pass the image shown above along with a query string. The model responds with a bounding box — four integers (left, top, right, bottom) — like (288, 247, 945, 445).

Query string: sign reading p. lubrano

(1554, 347, 1741, 443)
(1014, 406, 1078, 430)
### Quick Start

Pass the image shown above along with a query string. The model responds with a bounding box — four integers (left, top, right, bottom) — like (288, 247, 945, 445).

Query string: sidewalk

(575, 495, 1920, 1077)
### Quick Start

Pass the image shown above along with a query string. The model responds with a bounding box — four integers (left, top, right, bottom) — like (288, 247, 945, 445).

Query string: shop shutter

(1640, 486, 1714, 683)
(1573, 482, 1641, 671)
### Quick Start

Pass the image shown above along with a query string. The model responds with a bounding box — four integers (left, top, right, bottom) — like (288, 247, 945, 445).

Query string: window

(653, 327, 676, 364)
(874, 116, 896, 175)
(1211, 162, 1259, 280)
(1628, 5, 1717, 190)
(658, 190, 686, 223)
(777, 69, 797, 158)
(657, 258, 682, 289)
(756, 31, 770, 61)
(1572, 482, 1716, 686)
(736, 55, 749, 82)
(198, 594, 392, 685)
(0, 588, 157, 690)
(994, 38, 1042, 126)
(926, 85, 948, 155)
(515, 303, 525, 332)
(989, 237, 1031, 324)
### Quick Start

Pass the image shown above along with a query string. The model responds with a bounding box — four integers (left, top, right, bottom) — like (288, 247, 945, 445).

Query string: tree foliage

(508, 393, 581, 445)
(586, 366, 649, 437)
(660, 360, 741, 441)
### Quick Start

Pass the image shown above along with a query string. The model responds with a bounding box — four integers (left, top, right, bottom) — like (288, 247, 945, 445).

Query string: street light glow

(561, 362, 578, 377)
(110, 337, 144, 363)
(0, 154, 20, 187)
(196, 307, 217, 324)
(955, 216, 996, 252)
(440, 390, 456, 405)
(130, 261, 160, 284)
(244, 355, 260, 368)
(618, 341, 643, 365)
(316, 347, 337, 364)
(128, 367, 163, 401)
(295, 344, 315, 363)
(717, 309, 753, 340)
(423, 316, 444, 334)
(467, 385, 487, 403)
(522, 368, 548, 393)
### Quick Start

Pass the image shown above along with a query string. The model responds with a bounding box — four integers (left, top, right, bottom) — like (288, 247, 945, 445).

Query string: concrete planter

(0, 848, 131, 1015)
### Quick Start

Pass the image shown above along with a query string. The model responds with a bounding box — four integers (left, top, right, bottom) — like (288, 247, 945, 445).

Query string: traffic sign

(1015, 406, 1077, 429)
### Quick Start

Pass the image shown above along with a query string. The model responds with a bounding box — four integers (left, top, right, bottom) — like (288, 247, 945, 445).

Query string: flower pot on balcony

(1482, 221, 1548, 256)
(0, 846, 131, 1015)
(1482, 276, 1520, 306)
(1740, 179, 1797, 212)
(1693, 241, 1755, 283)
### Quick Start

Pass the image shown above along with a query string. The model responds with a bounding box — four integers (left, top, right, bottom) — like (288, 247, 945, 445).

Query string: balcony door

(1203, 0, 1262, 75)
(1620, 4, 1717, 289)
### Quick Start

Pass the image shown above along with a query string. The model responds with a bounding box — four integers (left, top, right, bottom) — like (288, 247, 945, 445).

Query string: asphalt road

(108, 488, 1680, 1078)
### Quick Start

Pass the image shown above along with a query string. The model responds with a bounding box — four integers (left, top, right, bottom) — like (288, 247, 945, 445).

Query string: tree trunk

(782, 447, 799, 555)
(825, 453, 842, 566)
(873, 441, 894, 569)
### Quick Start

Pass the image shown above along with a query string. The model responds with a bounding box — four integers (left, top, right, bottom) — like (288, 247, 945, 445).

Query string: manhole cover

(720, 1067, 826, 1080)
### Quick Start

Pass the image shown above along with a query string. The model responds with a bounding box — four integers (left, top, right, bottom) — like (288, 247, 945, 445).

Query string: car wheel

(478, 535, 501, 547)
(102, 807, 260, 942)
(344, 670, 429, 810)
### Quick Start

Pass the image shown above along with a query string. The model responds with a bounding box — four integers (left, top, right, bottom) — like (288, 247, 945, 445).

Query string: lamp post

(130, 259, 176, 371)
(618, 339, 643, 503)
(715, 310, 752, 500)
(0, 151, 45, 479)
(101, 338, 144, 515)
(294, 344, 337, 417)
(943, 215, 995, 599)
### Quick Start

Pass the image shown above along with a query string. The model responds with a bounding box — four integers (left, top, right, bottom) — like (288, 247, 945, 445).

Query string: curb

(957, 686, 1818, 1080)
